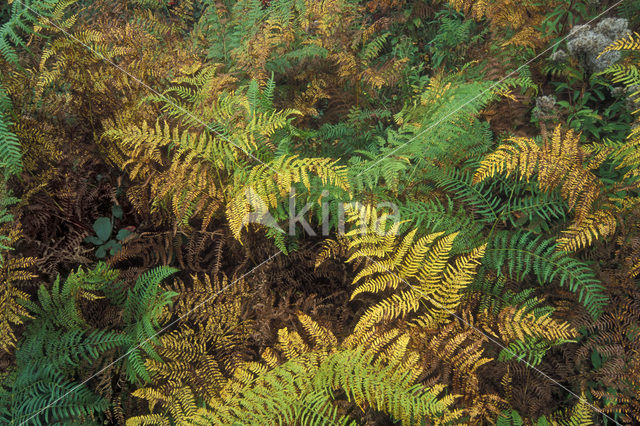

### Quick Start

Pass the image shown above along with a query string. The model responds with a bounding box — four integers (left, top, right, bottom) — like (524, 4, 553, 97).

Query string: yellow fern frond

(448, 0, 548, 47)
(226, 155, 350, 241)
(342, 326, 400, 351)
(496, 306, 578, 343)
(128, 386, 202, 426)
(296, 311, 338, 350)
(557, 210, 617, 252)
(599, 32, 640, 57)
(428, 244, 486, 322)
(0, 220, 36, 353)
(343, 205, 486, 335)
(551, 396, 595, 425)
(261, 347, 280, 369)
(473, 136, 541, 184)
(278, 327, 311, 360)
(475, 125, 614, 249)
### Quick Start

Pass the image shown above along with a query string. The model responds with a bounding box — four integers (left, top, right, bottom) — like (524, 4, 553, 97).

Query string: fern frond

(475, 125, 614, 249)
(342, 204, 486, 334)
(296, 311, 338, 350)
(207, 346, 460, 426)
(121, 266, 178, 384)
(484, 231, 607, 318)
(557, 210, 618, 252)
(495, 306, 577, 343)
(226, 154, 350, 241)
(0, 85, 21, 176)
(598, 31, 640, 56)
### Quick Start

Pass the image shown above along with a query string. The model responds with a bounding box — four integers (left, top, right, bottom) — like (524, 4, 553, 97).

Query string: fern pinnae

(426, 167, 501, 222)
(0, 86, 22, 176)
(484, 231, 607, 318)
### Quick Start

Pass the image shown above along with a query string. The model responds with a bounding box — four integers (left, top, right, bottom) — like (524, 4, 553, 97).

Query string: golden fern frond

(296, 311, 338, 350)
(129, 271, 251, 423)
(145, 326, 227, 398)
(474, 126, 591, 202)
(550, 397, 595, 425)
(413, 319, 496, 407)
(127, 386, 212, 426)
(473, 135, 541, 184)
(102, 120, 175, 178)
(103, 119, 234, 229)
(494, 306, 577, 343)
(377, 333, 424, 383)
(557, 210, 617, 252)
(1, 266, 34, 352)
(13, 119, 63, 172)
(260, 347, 281, 369)
(228, 360, 271, 388)
(292, 77, 330, 118)
(342, 326, 400, 352)
(226, 155, 350, 241)
(448, 0, 484, 18)
(475, 125, 615, 249)
(150, 159, 225, 230)
(277, 327, 312, 360)
(599, 31, 640, 56)
(36, 29, 127, 97)
(354, 290, 422, 335)
(503, 26, 539, 49)
(341, 204, 486, 336)
(0, 220, 37, 353)
(447, 0, 548, 47)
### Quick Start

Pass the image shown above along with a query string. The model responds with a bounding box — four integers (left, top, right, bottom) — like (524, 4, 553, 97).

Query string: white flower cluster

(533, 95, 557, 119)
(550, 18, 630, 74)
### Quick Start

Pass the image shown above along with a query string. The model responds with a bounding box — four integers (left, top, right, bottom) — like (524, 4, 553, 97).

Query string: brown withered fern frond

(408, 316, 506, 421)
(574, 288, 640, 423)
(108, 230, 230, 274)
(19, 162, 117, 277)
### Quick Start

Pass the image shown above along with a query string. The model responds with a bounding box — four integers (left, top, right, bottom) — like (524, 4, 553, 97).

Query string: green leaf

(109, 243, 122, 256)
(591, 349, 602, 369)
(102, 240, 118, 250)
(93, 217, 112, 242)
(512, 410, 523, 425)
(116, 229, 132, 241)
(95, 246, 107, 258)
(537, 417, 550, 426)
(84, 235, 103, 245)
(112, 205, 123, 219)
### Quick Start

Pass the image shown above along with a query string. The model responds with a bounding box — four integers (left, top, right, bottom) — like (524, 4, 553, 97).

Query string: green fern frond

(497, 337, 552, 367)
(122, 266, 178, 384)
(0, 85, 22, 176)
(484, 231, 607, 318)
(207, 347, 460, 426)
(0, 0, 61, 65)
(425, 166, 501, 222)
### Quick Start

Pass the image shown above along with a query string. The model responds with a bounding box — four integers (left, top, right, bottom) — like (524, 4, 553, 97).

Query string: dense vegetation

(0, 0, 639, 424)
